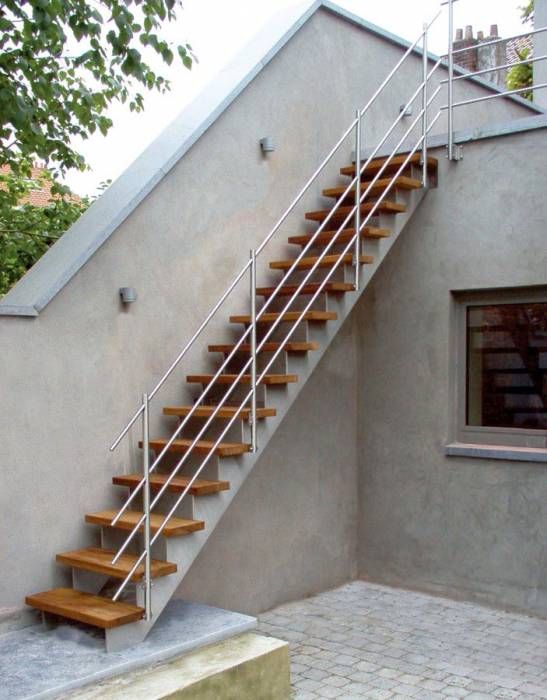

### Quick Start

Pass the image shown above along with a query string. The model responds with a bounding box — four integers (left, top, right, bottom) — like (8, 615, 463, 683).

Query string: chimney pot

(490, 24, 498, 37)
(455, 28, 463, 41)
(465, 25, 473, 40)
(477, 30, 484, 40)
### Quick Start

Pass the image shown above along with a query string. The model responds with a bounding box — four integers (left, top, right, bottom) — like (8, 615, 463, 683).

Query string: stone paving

(257, 581, 547, 700)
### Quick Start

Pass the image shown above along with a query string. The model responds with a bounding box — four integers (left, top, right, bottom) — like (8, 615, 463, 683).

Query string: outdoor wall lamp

(119, 287, 137, 304)
(260, 136, 276, 153)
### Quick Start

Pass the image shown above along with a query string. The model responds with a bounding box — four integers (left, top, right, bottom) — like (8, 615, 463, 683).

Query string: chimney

(453, 25, 478, 73)
(476, 22, 507, 88)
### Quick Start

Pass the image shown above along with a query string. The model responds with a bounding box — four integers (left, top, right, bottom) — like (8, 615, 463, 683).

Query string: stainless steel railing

(107, 1, 546, 618)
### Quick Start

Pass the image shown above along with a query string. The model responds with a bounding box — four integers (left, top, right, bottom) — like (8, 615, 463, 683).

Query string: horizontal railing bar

(441, 54, 547, 83)
(448, 26, 547, 57)
(110, 259, 252, 451)
(441, 82, 547, 109)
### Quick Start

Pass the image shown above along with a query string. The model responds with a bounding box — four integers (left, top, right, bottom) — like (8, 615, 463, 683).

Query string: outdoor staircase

(26, 152, 438, 650)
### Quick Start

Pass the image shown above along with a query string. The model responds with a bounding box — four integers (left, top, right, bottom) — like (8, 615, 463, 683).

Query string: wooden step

(269, 253, 373, 271)
(322, 175, 422, 199)
(114, 471, 231, 495)
(163, 405, 277, 420)
(25, 588, 144, 629)
(85, 510, 205, 537)
(187, 374, 298, 386)
(288, 227, 390, 247)
(256, 281, 354, 298)
(230, 310, 337, 324)
(208, 341, 319, 354)
(340, 153, 438, 178)
(305, 200, 405, 223)
(56, 547, 177, 581)
(147, 438, 251, 457)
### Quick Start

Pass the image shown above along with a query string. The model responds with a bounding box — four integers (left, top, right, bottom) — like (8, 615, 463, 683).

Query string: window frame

(452, 286, 547, 450)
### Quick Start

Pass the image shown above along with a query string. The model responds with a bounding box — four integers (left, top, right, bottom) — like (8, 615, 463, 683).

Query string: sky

(65, 0, 528, 196)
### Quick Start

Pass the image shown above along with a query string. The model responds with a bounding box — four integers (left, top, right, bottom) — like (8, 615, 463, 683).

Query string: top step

(341, 153, 438, 179)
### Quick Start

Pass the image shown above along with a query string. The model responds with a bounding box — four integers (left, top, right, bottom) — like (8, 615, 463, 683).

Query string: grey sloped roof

(0, 0, 542, 317)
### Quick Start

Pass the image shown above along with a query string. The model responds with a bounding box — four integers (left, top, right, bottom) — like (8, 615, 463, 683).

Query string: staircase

(25, 152, 438, 650)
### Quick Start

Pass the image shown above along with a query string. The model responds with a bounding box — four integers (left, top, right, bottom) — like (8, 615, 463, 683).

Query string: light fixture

(260, 137, 276, 153)
(119, 287, 137, 304)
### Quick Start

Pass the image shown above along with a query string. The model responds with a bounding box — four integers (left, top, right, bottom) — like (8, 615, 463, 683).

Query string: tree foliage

(0, 165, 92, 295)
(506, 1, 534, 100)
(0, 0, 194, 296)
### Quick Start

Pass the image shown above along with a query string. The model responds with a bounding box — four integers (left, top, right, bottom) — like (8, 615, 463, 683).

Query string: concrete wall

(0, 6, 537, 618)
(356, 129, 547, 618)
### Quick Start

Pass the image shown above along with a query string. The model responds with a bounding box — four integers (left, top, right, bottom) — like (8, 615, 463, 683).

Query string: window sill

(446, 442, 547, 463)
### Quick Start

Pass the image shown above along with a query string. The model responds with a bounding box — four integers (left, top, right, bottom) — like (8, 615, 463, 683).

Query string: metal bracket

(447, 144, 464, 161)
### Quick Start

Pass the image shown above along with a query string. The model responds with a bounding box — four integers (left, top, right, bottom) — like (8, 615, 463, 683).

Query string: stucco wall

(356, 130, 547, 618)
(0, 5, 537, 619)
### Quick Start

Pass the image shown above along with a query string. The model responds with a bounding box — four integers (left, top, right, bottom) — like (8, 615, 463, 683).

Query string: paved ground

(257, 581, 547, 700)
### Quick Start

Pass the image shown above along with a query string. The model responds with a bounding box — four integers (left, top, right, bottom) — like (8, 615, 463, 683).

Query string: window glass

(466, 303, 547, 430)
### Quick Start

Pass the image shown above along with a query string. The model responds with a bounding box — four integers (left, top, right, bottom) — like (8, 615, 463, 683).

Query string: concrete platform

(0, 600, 256, 700)
(67, 633, 290, 699)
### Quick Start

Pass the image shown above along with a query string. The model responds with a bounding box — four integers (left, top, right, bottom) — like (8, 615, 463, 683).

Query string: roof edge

(1, 0, 542, 316)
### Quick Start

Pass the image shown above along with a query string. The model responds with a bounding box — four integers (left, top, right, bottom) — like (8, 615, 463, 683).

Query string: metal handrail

(112, 106, 443, 600)
(111, 42, 444, 602)
(107, 8, 456, 614)
(448, 25, 547, 58)
(442, 54, 547, 83)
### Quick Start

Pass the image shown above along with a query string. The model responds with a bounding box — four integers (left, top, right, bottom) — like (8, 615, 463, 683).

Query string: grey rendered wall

(356, 130, 547, 618)
(0, 6, 536, 618)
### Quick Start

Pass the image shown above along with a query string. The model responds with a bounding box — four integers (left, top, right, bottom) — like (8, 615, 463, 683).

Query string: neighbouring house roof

(0, 164, 81, 207)
(0, 0, 543, 317)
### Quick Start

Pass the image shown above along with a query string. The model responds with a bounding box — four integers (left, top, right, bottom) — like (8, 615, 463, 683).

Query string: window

(454, 289, 547, 450)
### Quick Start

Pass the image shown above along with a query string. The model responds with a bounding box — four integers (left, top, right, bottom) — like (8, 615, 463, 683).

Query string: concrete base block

(67, 633, 291, 700)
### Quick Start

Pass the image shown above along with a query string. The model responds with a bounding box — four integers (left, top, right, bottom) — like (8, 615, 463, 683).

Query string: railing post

(142, 392, 152, 621)
(250, 249, 257, 452)
(422, 23, 428, 187)
(354, 109, 361, 291)
(447, 0, 455, 160)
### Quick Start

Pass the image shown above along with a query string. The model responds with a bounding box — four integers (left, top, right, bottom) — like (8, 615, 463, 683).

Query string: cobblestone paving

(257, 581, 547, 699)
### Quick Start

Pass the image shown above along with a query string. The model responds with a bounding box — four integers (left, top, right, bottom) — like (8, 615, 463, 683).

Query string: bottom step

(25, 588, 144, 629)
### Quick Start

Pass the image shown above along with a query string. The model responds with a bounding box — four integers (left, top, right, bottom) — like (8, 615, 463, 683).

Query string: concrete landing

(0, 600, 256, 700)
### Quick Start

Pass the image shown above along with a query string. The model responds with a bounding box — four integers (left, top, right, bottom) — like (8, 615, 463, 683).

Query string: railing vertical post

(447, 0, 455, 160)
(354, 109, 361, 291)
(250, 249, 257, 452)
(422, 24, 428, 187)
(142, 392, 152, 621)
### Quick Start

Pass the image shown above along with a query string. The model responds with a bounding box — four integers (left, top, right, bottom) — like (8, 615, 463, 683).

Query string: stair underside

(25, 588, 144, 629)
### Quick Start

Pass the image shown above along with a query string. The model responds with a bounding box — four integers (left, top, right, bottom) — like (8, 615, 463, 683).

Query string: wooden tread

(25, 588, 144, 629)
(270, 253, 373, 271)
(56, 547, 177, 581)
(208, 341, 319, 354)
(256, 281, 354, 298)
(85, 510, 205, 537)
(305, 200, 405, 223)
(163, 405, 276, 420)
(322, 175, 422, 199)
(230, 310, 337, 324)
(114, 471, 231, 495)
(340, 153, 438, 178)
(187, 373, 298, 386)
(288, 227, 390, 247)
(147, 438, 251, 457)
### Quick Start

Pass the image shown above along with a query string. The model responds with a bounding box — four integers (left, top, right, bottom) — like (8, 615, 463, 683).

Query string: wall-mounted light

(119, 287, 137, 304)
(260, 137, 276, 154)
(399, 104, 413, 117)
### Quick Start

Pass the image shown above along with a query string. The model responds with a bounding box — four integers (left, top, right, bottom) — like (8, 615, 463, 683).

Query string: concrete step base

(67, 633, 290, 700)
